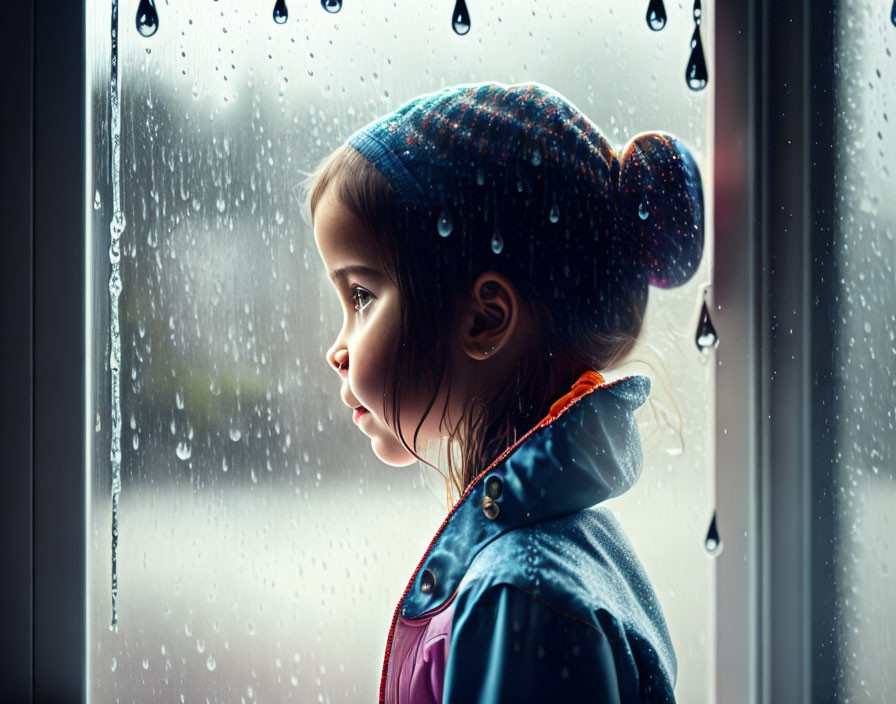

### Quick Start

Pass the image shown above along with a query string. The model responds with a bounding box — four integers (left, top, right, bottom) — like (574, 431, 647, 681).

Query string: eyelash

(351, 286, 373, 313)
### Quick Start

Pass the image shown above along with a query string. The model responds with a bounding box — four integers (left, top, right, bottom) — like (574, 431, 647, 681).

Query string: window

(85, 2, 714, 701)
(829, 1, 896, 699)
(8, 1, 894, 702)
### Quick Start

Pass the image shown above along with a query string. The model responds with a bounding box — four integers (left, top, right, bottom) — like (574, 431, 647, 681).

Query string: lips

(353, 406, 369, 423)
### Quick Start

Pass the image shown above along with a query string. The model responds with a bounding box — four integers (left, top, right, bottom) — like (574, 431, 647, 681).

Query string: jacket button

(485, 474, 503, 499)
(420, 568, 436, 594)
(482, 495, 500, 520)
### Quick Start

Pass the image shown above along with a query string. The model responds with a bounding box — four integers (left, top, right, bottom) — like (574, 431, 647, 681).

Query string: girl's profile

(304, 80, 704, 703)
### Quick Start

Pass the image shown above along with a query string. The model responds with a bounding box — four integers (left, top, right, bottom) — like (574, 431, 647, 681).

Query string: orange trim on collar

(540, 370, 606, 424)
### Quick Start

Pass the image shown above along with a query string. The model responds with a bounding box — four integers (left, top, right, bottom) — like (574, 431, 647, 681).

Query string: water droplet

(704, 511, 723, 555)
(222, 457, 229, 472)
(110, 657, 117, 672)
(693, 0, 702, 23)
(490, 230, 504, 254)
(686, 26, 709, 91)
(273, 0, 288, 23)
(176, 441, 192, 461)
(229, 427, 242, 442)
(638, 202, 650, 220)
(175, 390, 184, 409)
(206, 655, 216, 671)
(437, 209, 453, 237)
(646, 0, 666, 31)
(142, 658, 149, 670)
(531, 148, 542, 166)
(548, 201, 560, 224)
(452, 0, 471, 35)
(110, 212, 126, 240)
(135, 0, 159, 38)
(94, 190, 102, 210)
(321, 0, 342, 13)
(476, 166, 485, 186)
(196, 638, 206, 653)
(695, 301, 719, 351)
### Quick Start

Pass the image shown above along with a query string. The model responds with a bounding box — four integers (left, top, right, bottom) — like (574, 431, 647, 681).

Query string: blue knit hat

(345, 80, 703, 290)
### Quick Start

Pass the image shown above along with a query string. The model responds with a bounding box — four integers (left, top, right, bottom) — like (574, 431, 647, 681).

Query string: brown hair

(302, 144, 649, 507)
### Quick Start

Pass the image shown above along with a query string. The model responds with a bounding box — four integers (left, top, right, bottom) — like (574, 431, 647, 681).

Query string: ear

(457, 271, 521, 361)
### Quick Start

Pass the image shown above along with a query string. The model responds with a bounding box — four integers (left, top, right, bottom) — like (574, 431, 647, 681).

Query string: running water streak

(109, 0, 127, 631)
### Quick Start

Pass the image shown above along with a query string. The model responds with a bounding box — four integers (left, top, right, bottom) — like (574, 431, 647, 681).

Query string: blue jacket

(380, 373, 676, 703)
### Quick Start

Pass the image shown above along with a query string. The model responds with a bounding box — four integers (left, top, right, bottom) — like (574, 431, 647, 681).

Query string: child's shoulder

(453, 506, 676, 686)
(459, 506, 669, 638)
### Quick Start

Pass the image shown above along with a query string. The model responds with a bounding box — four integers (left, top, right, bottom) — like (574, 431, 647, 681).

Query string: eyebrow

(329, 264, 382, 284)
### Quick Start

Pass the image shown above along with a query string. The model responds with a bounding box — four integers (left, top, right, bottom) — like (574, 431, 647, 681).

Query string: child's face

(314, 190, 466, 467)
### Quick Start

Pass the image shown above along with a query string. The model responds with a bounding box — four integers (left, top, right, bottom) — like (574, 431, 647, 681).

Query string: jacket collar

(398, 371, 651, 619)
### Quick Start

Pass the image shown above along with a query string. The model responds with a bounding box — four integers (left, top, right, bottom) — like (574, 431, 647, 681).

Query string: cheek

(349, 327, 396, 409)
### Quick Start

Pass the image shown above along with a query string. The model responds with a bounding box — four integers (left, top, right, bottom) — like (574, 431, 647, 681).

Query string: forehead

(313, 189, 382, 268)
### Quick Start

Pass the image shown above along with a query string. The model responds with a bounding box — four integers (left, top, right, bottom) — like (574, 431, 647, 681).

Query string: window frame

(1, 0, 87, 701)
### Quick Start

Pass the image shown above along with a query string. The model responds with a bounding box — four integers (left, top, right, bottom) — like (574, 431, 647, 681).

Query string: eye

(351, 286, 373, 314)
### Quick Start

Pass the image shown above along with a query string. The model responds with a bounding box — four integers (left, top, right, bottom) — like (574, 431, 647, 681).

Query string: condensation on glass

(831, 3, 895, 701)
(85, 1, 715, 700)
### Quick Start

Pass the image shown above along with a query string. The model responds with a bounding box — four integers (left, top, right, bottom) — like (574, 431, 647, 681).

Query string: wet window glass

(830, 2, 896, 699)
(86, 1, 714, 700)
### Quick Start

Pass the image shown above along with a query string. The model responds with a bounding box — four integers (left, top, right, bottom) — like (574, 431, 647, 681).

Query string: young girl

(304, 81, 703, 703)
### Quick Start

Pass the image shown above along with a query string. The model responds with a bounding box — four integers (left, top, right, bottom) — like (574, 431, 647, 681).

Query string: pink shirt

(383, 593, 457, 704)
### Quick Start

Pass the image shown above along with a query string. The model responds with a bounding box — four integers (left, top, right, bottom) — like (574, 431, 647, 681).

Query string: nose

(327, 345, 348, 376)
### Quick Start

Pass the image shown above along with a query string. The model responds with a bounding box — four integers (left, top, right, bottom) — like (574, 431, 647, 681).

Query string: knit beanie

(345, 80, 703, 291)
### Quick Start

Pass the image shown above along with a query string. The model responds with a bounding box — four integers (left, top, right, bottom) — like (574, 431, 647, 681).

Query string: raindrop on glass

(693, 0, 702, 23)
(176, 441, 192, 461)
(206, 655, 217, 671)
(273, 0, 288, 24)
(704, 511, 723, 555)
(491, 230, 504, 254)
(686, 26, 709, 91)
(695, 301, 719, 351)
(94, 190, 102, 210)
(110, 211, 126, 240)
(476, 166, 485, 186)
(452, 0, 471, 35)
(549, 201, 560, 224)
(437, 209, 453, 237)
(638, 202, 650, 220)
(135, 0, 159, 38)
(646, 0, 666, 31)
(321, 0, 342, 13)
(531, 148, 542, 166)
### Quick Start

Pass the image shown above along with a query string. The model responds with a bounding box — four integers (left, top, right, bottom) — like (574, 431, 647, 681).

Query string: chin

(372, 439, 419, 467)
